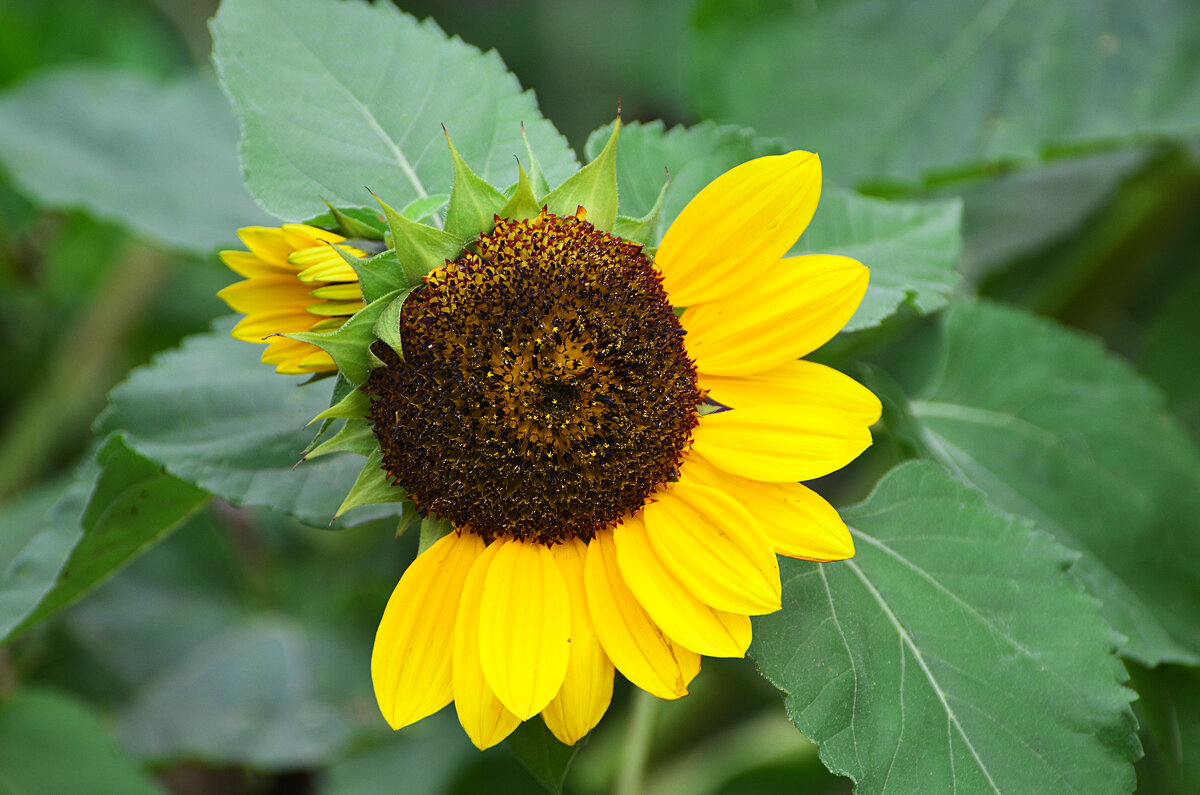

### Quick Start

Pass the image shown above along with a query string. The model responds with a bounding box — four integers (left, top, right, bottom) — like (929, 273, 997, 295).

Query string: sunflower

(217, 224, 368, 374)
(364, 150, 881, 749)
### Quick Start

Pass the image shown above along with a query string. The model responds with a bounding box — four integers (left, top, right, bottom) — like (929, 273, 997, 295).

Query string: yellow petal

(217, 277, 313, 314)
(236, 226, 295, 266)
(306, 299, 366, 317)
(541, 538, 615, 746)
(309, 282, 364, 301)
(583, 529, 700, 700)
(280, 223, 346, 250)
(701, 359, 881, 424)
(454, 540, 521, 749)
(371, 531, 484, 730)
(656, 151, 821, 307)
(231, 308, 318, 341)
(642, 482, 781, 615)
(682, 455, 854, 561)
(260, 337, 319, 365)
(681, 255, 868, 376)
(692, 405, 872, 482)
(297, 259, 360, 284)
(478, 539, 572, 720)
(219, 250, 292, 278)
(613, 514, 751, 657)
(294, 348, 337, 372)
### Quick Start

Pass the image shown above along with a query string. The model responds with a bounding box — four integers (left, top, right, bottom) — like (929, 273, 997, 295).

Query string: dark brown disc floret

(364, 210, 702, 544)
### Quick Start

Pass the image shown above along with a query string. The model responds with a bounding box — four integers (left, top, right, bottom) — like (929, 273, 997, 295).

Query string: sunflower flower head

(235, 124, 881, 749)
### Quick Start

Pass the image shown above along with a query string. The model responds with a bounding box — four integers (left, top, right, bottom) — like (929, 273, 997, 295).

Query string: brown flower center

(365, 210, 701, 544)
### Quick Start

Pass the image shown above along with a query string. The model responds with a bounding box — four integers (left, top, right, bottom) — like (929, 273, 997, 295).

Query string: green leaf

(1130, 664, 1200, 794)
(3, 437, 208, 642)
(288, 289, 402, 385)
(587, 121, 961, 328)
(0, 466, 91, 642)
(0, 67, 270, 252)
(0, 690, 164, 795)
(321, 203, 387, 239)
(505, 718, 580, 795)
(96, 318, 403, 528)
(335, 450, 410, 519)
(750, 461, 1139, 794)
(951, 147, 1152, 282)
(211, 0, 578, 220)
(320, 713, 474, 795)
(543, 119, 620, 231)
(1141, 267, 1200, 444)
(117, 618, 355, 769)
(906, 299, 1200, 665)
(444, 129, 509, 239)
(690, 0, 1200, 186)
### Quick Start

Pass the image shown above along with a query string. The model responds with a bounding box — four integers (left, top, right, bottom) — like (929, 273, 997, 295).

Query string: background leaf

(0, 67, 270, 252)
(585, 121, 962, 330)
(97, 318, 404, 529)
(750, 461, 1139, 794)
(506, 719, 580, 795)
(691, 0, 1200, 186)
(211, 0, 580, 221)
(1, 436, 208, 643)
(903, 299, 1200, 665)
(0, 690, 164, 795)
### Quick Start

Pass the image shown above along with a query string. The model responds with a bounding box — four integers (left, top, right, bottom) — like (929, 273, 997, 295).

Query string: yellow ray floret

(217, 224, 366, 374)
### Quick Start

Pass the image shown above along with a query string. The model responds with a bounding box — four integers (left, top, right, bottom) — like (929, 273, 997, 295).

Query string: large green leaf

(0, 67, 270, 252)
(211, 0, 579, 221)
(0, 690, 164, 795)
(750, 461, 1139, 794)
(585, 121, 961, 330)
(691, 0, 1200, 186)
(117, 617, 357, 769)
(96, 318, 404, 528)
(1130, 664, 1200, 794)
(0, 466, 90, 642)
(1141, 268, 1200, 444)
(906, 299, 1200, 665)
(0, 437, 208, 644)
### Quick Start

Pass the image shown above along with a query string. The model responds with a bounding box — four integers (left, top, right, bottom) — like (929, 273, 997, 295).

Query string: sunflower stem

(615, 688, 659, 795)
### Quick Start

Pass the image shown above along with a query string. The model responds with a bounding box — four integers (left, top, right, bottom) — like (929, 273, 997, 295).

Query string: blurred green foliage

(0, 0, 1198, 793)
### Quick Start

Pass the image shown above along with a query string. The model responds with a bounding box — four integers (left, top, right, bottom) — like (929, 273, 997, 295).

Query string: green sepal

(443, 128, 508, 240)
(331, 246, 409, 304)
(328, 203, 386, 239)
(306, 419, 377, 460)
(613, 171, 669, 247)
(285, 288, 403, 385)
(418, 516, 453, 555)
(499, 161, 543, 222)
(373, 287, 415, 360)
(522, 123, 552, 197)
(303, 373, 356, 454)
(311, 387, 371, 424)
(302, 204, 387, 239)
(375, 193, 466, 282)
(334, 449, 410, 519)
(541, 118, 620, 231)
